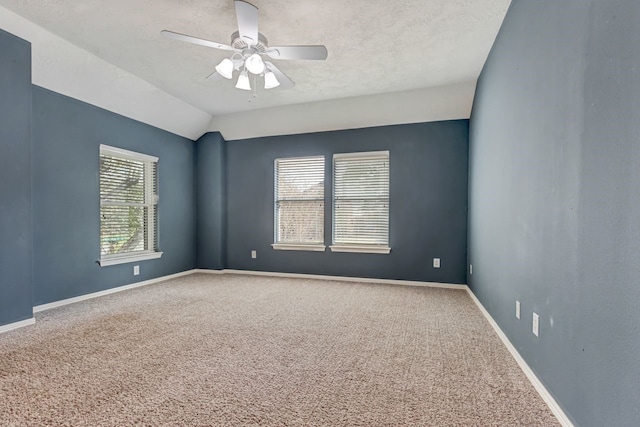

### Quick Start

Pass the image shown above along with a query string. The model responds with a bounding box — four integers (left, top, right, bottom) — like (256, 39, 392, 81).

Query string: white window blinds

(333, 151, 389, 250)
(99, 145, 159, 263)
(274, 156, 325, 246)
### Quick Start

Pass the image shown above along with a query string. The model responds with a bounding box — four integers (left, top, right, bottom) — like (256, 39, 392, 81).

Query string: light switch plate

(433, 258, 440, 268)
(516, 300, 521, 319)
(533, 312, 539, 337)
(251, 250, 257, 259)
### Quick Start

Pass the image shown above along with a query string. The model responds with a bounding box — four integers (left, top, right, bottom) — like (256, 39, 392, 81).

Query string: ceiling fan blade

(265, 61, 295, 89)
(234, 0, 259, 45)
(266, 45, 328, 60)
(161, 30, 235, 51)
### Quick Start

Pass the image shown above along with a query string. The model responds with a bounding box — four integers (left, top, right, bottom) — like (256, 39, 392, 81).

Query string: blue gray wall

(32, 87, 197, 306)
(0, 29, 33, 325)
(225, 121, 469, 283)
(469, 1, 640, 425)
(195, 132, 226, 269)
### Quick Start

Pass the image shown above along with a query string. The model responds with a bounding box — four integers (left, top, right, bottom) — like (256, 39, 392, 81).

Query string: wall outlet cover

(470, 264, 473, 275)
(532, 312, 539, 337)
(433, 258, 440, 268)
(251, 250, 257, 259)
(133, 265, 140, 276)
(516, 300, 521, 319)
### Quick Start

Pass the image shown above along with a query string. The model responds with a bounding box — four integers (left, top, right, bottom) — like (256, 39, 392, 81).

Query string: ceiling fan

(162, 0, 328, 91)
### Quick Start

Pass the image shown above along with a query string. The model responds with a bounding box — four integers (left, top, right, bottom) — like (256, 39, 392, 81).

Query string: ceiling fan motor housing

(231, 31, 269, 52)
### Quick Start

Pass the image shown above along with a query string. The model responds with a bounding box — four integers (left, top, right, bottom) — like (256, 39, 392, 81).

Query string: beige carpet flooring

(0, 274, 559, 426)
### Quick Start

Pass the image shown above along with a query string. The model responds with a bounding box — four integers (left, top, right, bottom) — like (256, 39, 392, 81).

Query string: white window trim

(99, 144, 161, 267)
(272, 243, 326, 252)
(330, 245, 391, 254)
(98, 251, 163, 267)
(99, 144, 158, 163)
(333, 151, 389, 161)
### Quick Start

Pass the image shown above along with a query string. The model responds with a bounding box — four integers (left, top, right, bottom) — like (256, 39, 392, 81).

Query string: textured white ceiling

(0, 0, 510, 120)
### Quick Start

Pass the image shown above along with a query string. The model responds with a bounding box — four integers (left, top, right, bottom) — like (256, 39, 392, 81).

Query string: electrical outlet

(433, 258, 440, 268)
(133, 265, 140, 276)
(470, 264, 473, 275)
(532, 312, 539, 337)
(251, 250, 257, 259)
(516, 300, 521, 319)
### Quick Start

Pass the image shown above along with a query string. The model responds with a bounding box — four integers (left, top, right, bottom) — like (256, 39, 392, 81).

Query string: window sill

(330, 245, 391, 254)
(98, 251, 163, 267)
(272, 244, 326, 252)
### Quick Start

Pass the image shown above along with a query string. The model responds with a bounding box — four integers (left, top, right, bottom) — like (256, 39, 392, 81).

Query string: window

(273, 156, 325, 251)
(98, 145, 162, 266)
(332, 151, 390, 254)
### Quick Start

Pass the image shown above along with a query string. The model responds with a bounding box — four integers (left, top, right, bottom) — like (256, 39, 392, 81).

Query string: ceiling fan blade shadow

(161, 30, 235, 51)
(266, 45, 328, 60)
(265, 61, 295, 89)
(234, 0, 259, 45)
(206, 71, 225, 80)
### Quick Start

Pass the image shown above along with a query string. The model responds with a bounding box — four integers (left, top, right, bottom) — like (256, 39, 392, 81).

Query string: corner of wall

(195, 132, 227, 270)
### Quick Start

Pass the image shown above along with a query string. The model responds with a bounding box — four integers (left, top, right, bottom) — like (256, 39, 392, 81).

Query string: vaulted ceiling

(0, 0, 511, 139)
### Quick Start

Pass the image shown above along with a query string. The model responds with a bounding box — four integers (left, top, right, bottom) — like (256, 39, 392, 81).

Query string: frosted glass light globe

(245, 53, 265, 75)
(264, 71, 280, 89)
(235, 70, 251, 90)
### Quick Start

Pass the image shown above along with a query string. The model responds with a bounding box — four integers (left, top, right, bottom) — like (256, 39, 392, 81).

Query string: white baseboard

(192, 269, 224, 275)
(465, 288, 574, 427)
(218, 269, 467, 290)
(0, 317, 36, 335)
(33, 269, 197, 313)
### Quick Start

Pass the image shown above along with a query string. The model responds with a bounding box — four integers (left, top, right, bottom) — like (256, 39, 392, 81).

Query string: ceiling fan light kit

(162, 0, 328, 93)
